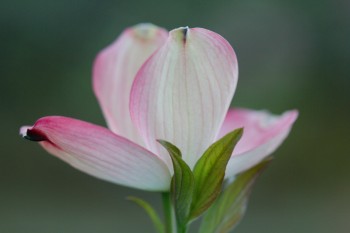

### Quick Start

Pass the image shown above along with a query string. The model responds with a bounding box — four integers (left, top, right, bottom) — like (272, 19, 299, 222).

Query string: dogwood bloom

(20, 23, 297, 192)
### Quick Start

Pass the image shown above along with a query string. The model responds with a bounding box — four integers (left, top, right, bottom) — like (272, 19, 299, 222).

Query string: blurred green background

(1, 0, 349, 232)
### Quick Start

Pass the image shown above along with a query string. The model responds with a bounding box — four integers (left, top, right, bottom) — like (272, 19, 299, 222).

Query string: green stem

(177, 224, 188, 233)
(162, 192, 189, 233)
(162, 192, 175, 233)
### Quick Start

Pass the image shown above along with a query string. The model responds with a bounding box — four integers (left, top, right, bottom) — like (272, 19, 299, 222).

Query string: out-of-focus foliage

(1, 0, 349, 232)
(199, 159, 271, 233)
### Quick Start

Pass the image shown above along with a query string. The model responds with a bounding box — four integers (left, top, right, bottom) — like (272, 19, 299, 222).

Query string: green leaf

(198, 158, 272, 233)
(127, 196, 165, 233)
(158, 140, 194, 229)
(190, 128, 243, 219)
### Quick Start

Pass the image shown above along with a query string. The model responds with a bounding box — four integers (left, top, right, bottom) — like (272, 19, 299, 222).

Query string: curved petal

(218, 108, 298, 178)
(130, 27, 238, 169)
(93, 23, 167, 146)
(20, 116, 171, 191)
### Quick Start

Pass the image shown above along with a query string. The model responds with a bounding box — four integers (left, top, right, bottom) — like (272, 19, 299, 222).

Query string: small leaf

(158, 140, 194, 228)
(198, 158, 272, 233)
(127, 196, 165, 233)
(190, 128, 243, 219)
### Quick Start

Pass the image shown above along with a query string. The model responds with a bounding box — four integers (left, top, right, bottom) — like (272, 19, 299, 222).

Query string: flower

(20, 23, 298, 192)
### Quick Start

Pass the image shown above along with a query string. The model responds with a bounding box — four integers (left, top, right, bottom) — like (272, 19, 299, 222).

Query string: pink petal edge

(93, 23, 167, 146)
(20, 116, 171, 191)
(219, 108, 298, 178)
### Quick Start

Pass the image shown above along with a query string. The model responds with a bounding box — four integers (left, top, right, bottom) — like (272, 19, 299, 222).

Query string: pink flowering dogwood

(20, 23, 297, 192)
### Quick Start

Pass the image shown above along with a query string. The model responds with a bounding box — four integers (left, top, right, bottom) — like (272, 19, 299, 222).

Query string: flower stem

(162, 192, 189, 233)
(177, 223, 188, 233)
(162, 192, 176, 233)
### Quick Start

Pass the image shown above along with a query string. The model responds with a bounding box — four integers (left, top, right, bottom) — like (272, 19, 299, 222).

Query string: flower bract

(20, 23, 298, 192)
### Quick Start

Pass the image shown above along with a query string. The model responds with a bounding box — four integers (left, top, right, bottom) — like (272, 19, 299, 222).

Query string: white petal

(130, 27, 238, 169)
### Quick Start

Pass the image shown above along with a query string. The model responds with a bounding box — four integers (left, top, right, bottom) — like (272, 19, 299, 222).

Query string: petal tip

(289, 109, 299, 120)
(19, 125, 47, 142)
(283, 109, 299, 126)
(130, 23, 167, 41)
(19, 126, 31, 138)
(169, 26, 190, 43)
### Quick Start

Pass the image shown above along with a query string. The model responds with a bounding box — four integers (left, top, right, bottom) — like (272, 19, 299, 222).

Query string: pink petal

(130, 27, 238, 169)
(20, 116, 171, 191)
(218, 108, 298, 178)
(93, 23, 167, 146)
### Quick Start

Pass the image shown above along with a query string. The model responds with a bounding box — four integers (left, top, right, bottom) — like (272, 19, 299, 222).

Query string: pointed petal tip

(20, 125, 47, 141)
(19, 126, 30, 138)
(286, 109, 299, 123)
(264, 108, 298, 133)
(169, 26, 190, 43)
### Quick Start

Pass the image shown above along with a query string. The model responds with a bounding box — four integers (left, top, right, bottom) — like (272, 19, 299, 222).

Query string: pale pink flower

(20, 23, 298, 191)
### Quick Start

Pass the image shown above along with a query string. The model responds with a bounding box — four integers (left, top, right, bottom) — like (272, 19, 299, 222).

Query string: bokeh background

(1, 0, 349, 232)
